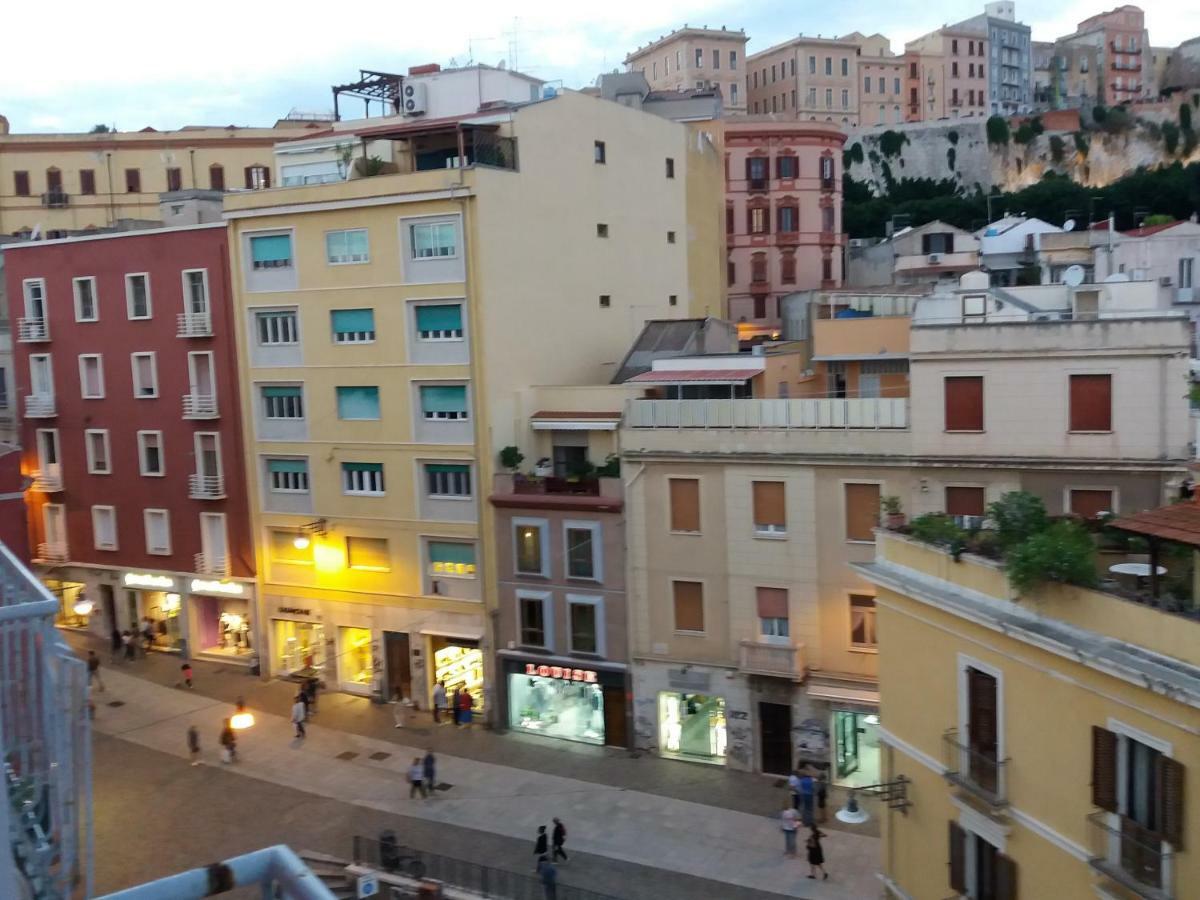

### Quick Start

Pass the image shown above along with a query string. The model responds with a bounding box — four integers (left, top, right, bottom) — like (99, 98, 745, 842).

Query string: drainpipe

(104, 152, 116, 228)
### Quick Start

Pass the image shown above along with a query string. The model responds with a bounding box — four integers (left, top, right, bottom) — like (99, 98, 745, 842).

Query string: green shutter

(262, 385, 302, 398)
(428, 541, 475, 565)
(415, 304, 462, 332)
(250, 234, 292, 263)
(336, 386, 380, 420)
(420, 385, 467, 413)
(331, 308, 374, 333)
(426, 464, 469, 474)
(342, 462, 383, 473)
(267, 458, 307, 474)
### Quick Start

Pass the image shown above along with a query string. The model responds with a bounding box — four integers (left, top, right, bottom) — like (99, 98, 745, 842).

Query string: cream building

(746, 35, 865, 126)
(625, 26, 749, 114)
(223, 90, 723, 712)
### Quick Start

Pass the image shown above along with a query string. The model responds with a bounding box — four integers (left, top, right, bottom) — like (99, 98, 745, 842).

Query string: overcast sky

(2, 0, 1194, 133)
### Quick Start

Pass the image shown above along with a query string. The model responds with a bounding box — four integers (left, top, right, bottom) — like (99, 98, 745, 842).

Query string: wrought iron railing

(1086, 811, 1173, 900)
(176, 312, 212, 337)
(187, 474, 226, 499)
(17, 318, 50, 343)
(942, 729, 1008, 807)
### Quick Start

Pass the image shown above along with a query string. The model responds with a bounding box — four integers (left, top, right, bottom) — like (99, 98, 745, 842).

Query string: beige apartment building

(746, 35, 864, 126)
(1051, 4, 1155, 108)
(624, 27, 749, 114)
(905, 26, 990, 121)
(858, 56, 908, 128)
(620, 274, 1189, 778)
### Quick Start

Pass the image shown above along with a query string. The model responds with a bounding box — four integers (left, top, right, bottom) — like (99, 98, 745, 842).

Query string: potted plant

(881, 495, 906, 529)
(499, 446, 525, 473)
(533, 457, 553, 477)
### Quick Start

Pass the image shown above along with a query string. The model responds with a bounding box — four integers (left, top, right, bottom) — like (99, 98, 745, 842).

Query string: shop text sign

(277, 606, 312, 617)
(525, 663, 598, 683)
(190, 579, 244, 595)
(124, 572, 175, 589)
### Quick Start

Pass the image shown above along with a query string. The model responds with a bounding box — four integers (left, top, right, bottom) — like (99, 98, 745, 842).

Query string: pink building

(905, 27, 990, 121)
(724, 120, 845, 340)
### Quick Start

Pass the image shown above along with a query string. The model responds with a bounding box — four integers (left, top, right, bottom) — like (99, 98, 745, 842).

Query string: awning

(806, 681, 880, 706)
(627, 368, 761, 386)
(811, 352, 909, 363)
(530, 410, 622, 431)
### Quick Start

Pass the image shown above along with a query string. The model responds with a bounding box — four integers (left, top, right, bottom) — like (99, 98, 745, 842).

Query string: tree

(987, 491, 1049, 550)
(1005, 521, 1098, 594)
(89, 124, 111, 134)
(986, 116, 1010, 145)
(1164, 121, 1181, 155)
(1181, 102, 1193, 132)
(1050, 135, 1066, 163)
(1073, 132, 1090, 158)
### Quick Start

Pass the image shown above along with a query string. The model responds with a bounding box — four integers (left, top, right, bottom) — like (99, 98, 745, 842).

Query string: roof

(1123, 221, 1183, 237)
(1110, 501, 1200, 546)
(627, 368, 761, 385)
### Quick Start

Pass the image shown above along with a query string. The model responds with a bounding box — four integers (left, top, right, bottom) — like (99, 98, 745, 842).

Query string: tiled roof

(1123, 221, 1182, 237)
(1110, 501, 1200, 546)
(627, 368, 761, 384)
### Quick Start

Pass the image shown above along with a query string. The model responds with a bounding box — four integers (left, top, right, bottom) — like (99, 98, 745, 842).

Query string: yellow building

(860, 528, 1197, 900)
(223, 90, 723, 710)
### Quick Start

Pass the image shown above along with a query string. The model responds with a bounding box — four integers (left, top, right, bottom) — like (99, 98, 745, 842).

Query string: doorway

(833, 710, 882, 787)
(100, 584, 116, 633)
(384, 631, 412, 703)
(966, 667, 999, 793)
(602, 684, 627, 748)
(759, 702, 793, 775)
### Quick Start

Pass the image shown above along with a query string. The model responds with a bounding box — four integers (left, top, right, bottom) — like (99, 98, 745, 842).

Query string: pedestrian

(297, 684, 311, 719)
(816, 770, 828, 823)
(787, 769, 803, 810)
(536, 855, 558, 900)
(432, 681, 448, 725)
(292, 694, 307, 739)
(181, 662, 193, 689)
(799, 770, 816, 826)
(393, 690, 407, 729)
(780, 804, 799, 857)
(457, 688, 473, 728)
(306, 676, 320, 714)
(122, 630, 135, 661)
(408, 757, 427, 799)
(219, 719, 238, 764)
(109, 627, 122, 664)
(552, 817, 568, 862)
(86, 650, 104, 692)
(141, 617, 156, 654)
(450, 686, 461, 726)
(187, 725, 201, 766)
(533, 825, 548, 869)
(423, 749, 436, 796)
(806, 827, 828, 880)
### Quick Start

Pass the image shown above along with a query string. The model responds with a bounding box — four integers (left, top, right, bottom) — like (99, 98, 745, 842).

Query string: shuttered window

(250, 234, 293, 269)
(755, 587, 788, 618)
(262, 385, 303, 419)
(80, 169, 96, 195)
(125, 168, 140, 192)
(1093, 725, 1186, 849)
(672, 581, 704, 632)
(144, 509, 170, 555)
(944, 376, 984, 431)
(267, 458, 309, 492)
(428, 541, 476, 577)
(166, 167, 182, 191)
(1069, 374, 1112, 431)
(346, 536, 389, 571)
(948, 822, 967, 894)
(945, 486, 986, 517)
(425, 464, 471, 497)
(1069, 489, 1114, 519)
(949, 821, 1017, 900)
(331, 308, 375, 343)
(336, 386, 381, 420)
(844, 483, 881, 541)
(341, 462, 384, 495)
(669, 478, 701, 532)
(415, 304, 463, 340)
(420, 385, 468, 420)
(13, 171, 29, 196)
(1092, 726, 1119, 812)
(752, 481, 786, 533)
(209, 165, 225, 191)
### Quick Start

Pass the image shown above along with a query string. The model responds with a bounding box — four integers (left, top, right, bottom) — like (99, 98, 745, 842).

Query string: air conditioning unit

(1160, 276, 1174, 287)
(403, 81, 428, 116)
(928, 253, 943, 264)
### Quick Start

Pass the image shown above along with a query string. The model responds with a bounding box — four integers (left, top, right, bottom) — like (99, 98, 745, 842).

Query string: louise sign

(525, 663, 598, 683)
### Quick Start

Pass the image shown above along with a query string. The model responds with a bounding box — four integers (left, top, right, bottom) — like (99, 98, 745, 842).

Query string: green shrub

(879, 130, 909, 158)
(1184, 127, 1199, 157)
(1073, 131, 1089, 157)
(1031, 116, 1045, 136)
(948, 130, 959, 145)
(1049, 134, 1066, 163)
(986, 116, 1010, 145)
(910, 514, 968, 549)
(947, 147, 957, 170)
(848, 142, 864, 164)
(1014, 122, 1036, 144)
(868, 149, 881, 165)
(1102, 106, 1131, 134)
(1163, 121, 1181, 155)
(987, 491, 1049, 549)
(1194, 93, 1200, 108)
(1092, 104, 1107, 124)
(596, 454, 621, 477)
(1005, 521, 1098, 594)
(499, 445, 524, 472)
(1181, 103, 1193, 131)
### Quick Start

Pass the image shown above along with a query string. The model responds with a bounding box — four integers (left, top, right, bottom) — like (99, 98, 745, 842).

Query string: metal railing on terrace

(942, 729, 1008, 808)
(626, 397, 908, 429)
(1086, 811, 1173, 900)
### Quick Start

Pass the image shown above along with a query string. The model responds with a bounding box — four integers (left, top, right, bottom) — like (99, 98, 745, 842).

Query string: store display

(509, 674, 605, 744)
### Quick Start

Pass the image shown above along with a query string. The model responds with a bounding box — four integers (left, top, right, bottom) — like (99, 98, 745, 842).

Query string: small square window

(665, 157, 675, 178)
(597, 223, 609, 238)
(594, 141, 606, 164)
(669, 295, 678, 306)
(599, 295, 611, 308)
(667, 231, 676, 243)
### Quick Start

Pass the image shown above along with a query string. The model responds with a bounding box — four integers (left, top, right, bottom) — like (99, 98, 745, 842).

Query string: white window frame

(194, 431, 223, 481)
(331, 308, 376, 344)
(516, 588, 554, 650)
(91, 505, 118, 551)
(325, 228, 370, 265)
(849, 592, 879, 651)
(77, 354, 105, 399)
(266, 457, 310, 493)
(956, 653, 1005, 763)
(254, 308, 299, 346)
(35, 428, 60, 474)
(130, 352, 158, 399)
(84, 428, 111, 475)
(143, 508, 171, 556)
(567, 593, 605, 656)
(513, 517, 550, 578)
(408, 220, 459, 261)
(261, 385, 305, 420)
(424, 462, 472, 500)
(341, 463, 385, 496)
(760, 615, 790, 640)
(72, 276, 99, 323)
(137, 430, 165, 477)
(414, 302, 465, 342)
(181, 268, 210, 315)
(23, 278, 47, 318)
(563, 520, 603, 582)
(125, 273, 152, 320)
(1106, 716, 1174, 880)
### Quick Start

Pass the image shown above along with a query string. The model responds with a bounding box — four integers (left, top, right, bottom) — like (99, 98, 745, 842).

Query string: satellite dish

(1064, 265, 1085, 287)
(1063, 218, 1076, 232)
(1103, 273, 1130, 283)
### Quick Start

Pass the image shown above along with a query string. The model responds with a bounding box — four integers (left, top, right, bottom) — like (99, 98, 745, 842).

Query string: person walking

(799, 770, 816, 826)
(787, 769, 803, 810)
(187, 725, 201, 766)
(297, 683, 311, 719)
(423, 749, 436, 796)
(816, 770, 829, 823)
(457, 689, 473, 728)
(432, 681, 448, 725)
(109, 627, 123, 664)
(86, 651, 104, 692)
(450, 687, 462, 727)
(122, 630, 135, 661)
(533, 825, 549, 869)
(392, 690, 407, 729)
(806, 827, 828, 880)
(780, 805, 799, 857)
(219, 719, 238, 764)
(292, 694, 307, 739)
(181, 662, 194, 689)
(536, 855, 558, 900)
(408, 757, 427, 799)
(305, 676, 320, 714)
(141, 617, 156, 655)
(551, 817, 568, 863)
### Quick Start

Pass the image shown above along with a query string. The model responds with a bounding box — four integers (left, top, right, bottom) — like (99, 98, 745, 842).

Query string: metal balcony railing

(23, 394, 56, 418)
(194, 553, 229, 577)
(40, 190, 69, 209)
(35, 542, 67, 563)
(943, 729, 1008, 808)
(738, 640, 807, 680)
(188, 474, 226, 499)
(176, 311, 212, 337)
(16, 317, 49, 342)
(627, 398, 909, 430)
(1086, 811, 1173, 900)
(182, 393, 218, 419)
(30, 467, 63, 493)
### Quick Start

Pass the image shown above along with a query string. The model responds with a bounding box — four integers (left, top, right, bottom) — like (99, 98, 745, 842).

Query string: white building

(975, 215, 1062, 285)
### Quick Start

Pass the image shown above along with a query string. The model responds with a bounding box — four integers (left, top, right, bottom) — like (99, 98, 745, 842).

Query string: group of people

(782, 768, 830, 880)
(430, 680, 475, 727)
(290, 677, 321, 739)
(533, 819, 568, 899)
(186, 718, 238, 766)
(406, 750, 438, 799)
(109, 621, 157, 662)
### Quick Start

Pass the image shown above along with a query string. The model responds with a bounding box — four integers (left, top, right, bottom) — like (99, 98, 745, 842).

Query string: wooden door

(967, 667, 998, 793)
(602, 685, 627, 748)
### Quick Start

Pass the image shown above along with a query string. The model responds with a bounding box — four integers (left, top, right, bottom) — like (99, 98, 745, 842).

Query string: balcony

(194, 553, 229, 577)
(40, 190, 69, 209)
(942, 729, 1008, 808)
(36, 542, 67, 563)
(738, 640, 807, 680)
(188, 474, 226, 499)
(1086, 811, 1172, 900)
(182, 393, 219, 419)
(776, 230, 800, 246)
(748, 177, 768, 193)
(176, 311, 213, 337)
(17, 316, 49, 342)
(23, 394, 56, 418)
(30, 467, 63, 492)
(627, 397, 909, 430)
(513, 475, 600, 496)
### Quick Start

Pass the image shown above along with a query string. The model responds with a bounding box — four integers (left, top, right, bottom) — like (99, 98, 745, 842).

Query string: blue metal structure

(95, 846, 337, 900)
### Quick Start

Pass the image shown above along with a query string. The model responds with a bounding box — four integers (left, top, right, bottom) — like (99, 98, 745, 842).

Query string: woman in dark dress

(806, 827, 828, 880)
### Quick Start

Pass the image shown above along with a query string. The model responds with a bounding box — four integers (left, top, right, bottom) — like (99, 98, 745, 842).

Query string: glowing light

(293, 534, 311, 550)
(313, 543, 346, 573)
(72, 599, 94, 617)
(190, 579, 244, 595)
(161, 593, 181, 612)
(124, 573, 175, 589)
(231, 712, 255, 730)
(864, 714, 879, 725)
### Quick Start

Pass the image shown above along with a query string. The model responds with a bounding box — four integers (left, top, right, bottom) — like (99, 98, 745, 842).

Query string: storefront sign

(667, 668, 711, 692)
(124, 573, 175, 589)
(524, 663, 598, 683)
(190, 579, 244, 595)
(277, 606, 312, 617)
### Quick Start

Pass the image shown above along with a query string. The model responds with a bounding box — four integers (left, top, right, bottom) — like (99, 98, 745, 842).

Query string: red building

(0, 443, 28, 561)
(6, 224, 256, 663)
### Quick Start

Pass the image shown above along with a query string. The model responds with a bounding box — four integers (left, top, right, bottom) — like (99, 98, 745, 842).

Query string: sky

(2, 0, 1195, 133)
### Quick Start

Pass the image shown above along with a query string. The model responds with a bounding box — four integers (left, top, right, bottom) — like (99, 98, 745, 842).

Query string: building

(0, 117, 311, 237)
(955, 1, 1034, 114)
(624, 26, 749, 114)
(746, 34, 866, 126)
(860, 521, 1197, 900)
(1161, 37, 1200, 94)
(976, 215, 1063, 284)
(6, 224, 256, 659)
(402, 63, 546, 120)
(1032, 40, 1056, 106)
(222, 89, 723, 713)
(847, 220, 982, 288)
(0, 247, 13, 444)
(1051, 5, 1154, 108)
(857, 51, 908, 128)
(905, 25, 991, 121)
(596, 72, 724, 122)
(724, 120, 845, 340)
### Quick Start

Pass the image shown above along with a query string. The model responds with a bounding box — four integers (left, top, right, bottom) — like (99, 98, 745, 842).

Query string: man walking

(187, 725, 201, 766)
(799, 770, 816, 826)
(291, 694, 307, 739)
(432, 681, 447, 725)
(787, 769, 803, 810)
(551, 817, 568, 863)
(408, 757, 427, 799)
(533, 825, 549, 869)
(423, 749, 437, 796)
(86, 651, 104, 692)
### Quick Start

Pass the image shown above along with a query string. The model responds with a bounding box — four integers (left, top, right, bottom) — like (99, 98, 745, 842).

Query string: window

(669, 294, 678, 306)
(948, 823, 1015, 899)
(125, 274, 151, 319)
(594, 141, 606, 164)
(841, 57, 849, 76)
(1069, 373, 1112, 431)
(841, 89, 849, 109)
(568, 595, 602, 655)
(944, 376, 984, 431)
(519, 592, 551, 647)
(166, 167, 182, 192)
(413, 304, 463, 342)
(752, 253, 767, 283)
(845, 482, 881, 541)
(565, 522, 601, 580)
(125, 169, 140, 193)
(144, 510, 171, 555)
(781, 253, 796, 284)
(864, 75, 871, 94)
(84, 429, 111, 474)
(596, 223, 608, 238)
(879, 77, 885, 94)
(137, 431, 164, 476)
(696, 48, 704, 68)
(182, 269, 209, 316)
(250, 234, 293, 270)
(420, 384, 468, 420)
(712, 49, 720, 69)
(245, 165, 270, 189)
(428, 541, 476, 578)
(342, 462, 385, 495)
(808, 87, 817, 107)
(426, 463, 471, 498)
(946, 486, 986, 518)
(1069, 488, 1114, 519)
(824, 57, 832, 75)
(749, 207, 767, 234)
(665, 157, 675, 178)
(727, 260, 735, 286)
(256, 310, 299, 345)
(78, 354, 104, 399)
(209, 165, 225, 191)
(771, 65, 777, 83)
(326, 307, 375, 344)
(895, 77, 901, 94)
(825, 88, 833, 108)
(730, 50, 737, 69)
(778, 206, 798, 233)
(347, 536, 390, 571)
(260, 386, 303, 421)
(752, 481, 786, 535)
(953, 62, 960, 78)
(267, 458, 309, 493)
(672, 581, 704, 633)
(92, 506, 118, 551)
(757, 587, 789, 638)
(325, 229, 369, 264)
(270, 529, 312, 564)
(80, 169, 96, 195)
(809, 55, 816, 74)
(849, 595, 877, 648)
(820, 156, 835, 188)
(1179, 257, 1194, 289)
(667, 230, 676, 243)
(73, 277, 98, 322)
(822, 257, 833, 282)
(669, 478, 700, 532)
(730, 84, 738, 105)
(14, 171, 29, 196)
(599, 295, 611, 308)
(131, 353, 158, 398)
(335, 385, 381, 421)
(822, 206, 835, 233)
(514, 520, 548, 576)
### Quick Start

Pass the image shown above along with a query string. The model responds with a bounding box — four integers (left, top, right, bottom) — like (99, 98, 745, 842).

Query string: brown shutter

(755, 587, 788, 618)
(948, 821, 967, 893)
(845, 483, 881, 541)
(125, 168, 140, 192)
(210, 165, 225, 191)
(80, 169, 95, 195)
(994, 853, 1017, 900)
(262, 166, 271, 188)
(669, 478, 700, 532)
(673, 581, 705, 632)
(922, 233, 932, 254)
(14, 171, 29, 196)
(1069, 489, 1114, 520)
(244, 166, 254, 189)
(166, 167, 181, 191)
(945, 486, 985, 517)
(1157, 756, 1185, 848)
(1092, 725, 1118, 813)
(744, 158, 754, 182)
(1070, 374, 1112, 431)
(752, 481, 786, 527)
(726, 206, 734, 234)
(944, 376, 984, 431)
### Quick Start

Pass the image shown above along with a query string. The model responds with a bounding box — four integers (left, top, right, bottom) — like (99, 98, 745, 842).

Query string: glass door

(835, 710, 860, 779)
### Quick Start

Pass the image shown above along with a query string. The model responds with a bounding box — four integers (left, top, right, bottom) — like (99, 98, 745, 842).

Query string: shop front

(499, 654, 629, 748)
(658, 691, 728, 764)
(337, 626, 374, 695)
(45, 578, 90, 631)
(122, 573, 185, 652)
(429, 634, 485, 715)
(270, 602, 327, 680)
(189, 578, 255, 663)
(832, 709, 881, 788)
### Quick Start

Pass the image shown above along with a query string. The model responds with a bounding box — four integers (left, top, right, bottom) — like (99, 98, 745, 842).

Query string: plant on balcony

(596, 454, 621, 478)
(1005, 520, 1097, 594)
(499, 445, 524, 473)
(987, 491, 1049, 550)
(909, 514, 967, 555)
(881, 495, 906, 529)
(565, 457, 597, 481)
